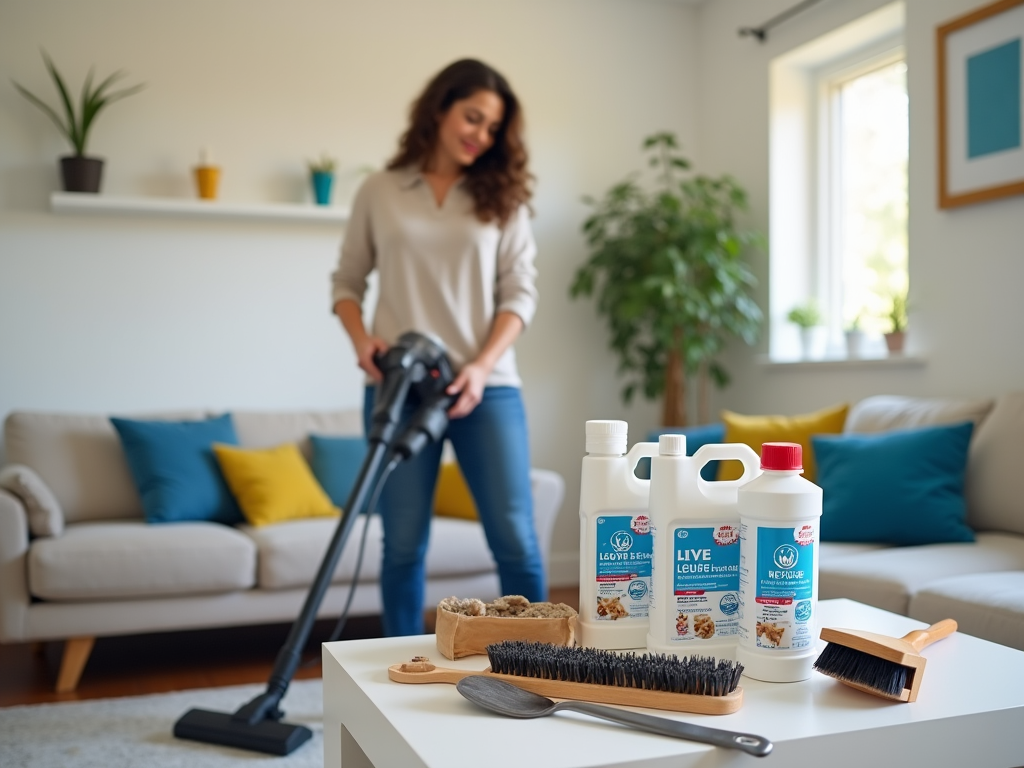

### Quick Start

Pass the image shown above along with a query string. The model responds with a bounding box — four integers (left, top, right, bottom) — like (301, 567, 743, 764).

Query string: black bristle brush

(388, 641, 745, 714)
(813, 619, 957, 702)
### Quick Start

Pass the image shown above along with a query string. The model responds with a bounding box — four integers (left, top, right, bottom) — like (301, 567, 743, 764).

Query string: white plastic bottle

(578, 420, 658, 650)
(736, 442, 823, 682)
(646, 435, 761, 661)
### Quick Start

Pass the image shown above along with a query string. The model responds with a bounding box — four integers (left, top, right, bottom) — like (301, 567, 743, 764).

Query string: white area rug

(0, 680, 324, 768)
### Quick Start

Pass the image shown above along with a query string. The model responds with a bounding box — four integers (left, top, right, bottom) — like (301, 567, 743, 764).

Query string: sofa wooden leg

(56, 636, 95, 692)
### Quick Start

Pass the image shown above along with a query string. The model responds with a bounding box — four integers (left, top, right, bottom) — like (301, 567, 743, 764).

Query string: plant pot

(884, 331, 906, 355)
(845, 330, 865, 359)
(60, 156, 104, 193)
(194, 166, 221, 200)
(799, 327, 816, 359)
(311, 171, 334, 206)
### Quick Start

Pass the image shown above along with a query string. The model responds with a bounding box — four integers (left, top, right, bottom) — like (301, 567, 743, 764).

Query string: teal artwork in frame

(938, 0, 1024, 208)
(967, 38, 1021, 158)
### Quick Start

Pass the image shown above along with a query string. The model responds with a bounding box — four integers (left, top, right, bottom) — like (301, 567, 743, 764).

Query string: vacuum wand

(173, 331, 457, 756)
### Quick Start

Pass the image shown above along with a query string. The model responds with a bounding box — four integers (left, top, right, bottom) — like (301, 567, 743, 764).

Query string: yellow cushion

(433, 461, 478, 520)
(213, 442, 339, 527)
(718, 403, 849, 483)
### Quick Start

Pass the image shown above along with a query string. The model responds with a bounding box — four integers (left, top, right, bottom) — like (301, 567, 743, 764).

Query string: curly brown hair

(387, 59, 533, 226)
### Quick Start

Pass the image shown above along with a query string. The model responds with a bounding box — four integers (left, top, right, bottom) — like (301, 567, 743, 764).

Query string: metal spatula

(455, 676, 772, 757)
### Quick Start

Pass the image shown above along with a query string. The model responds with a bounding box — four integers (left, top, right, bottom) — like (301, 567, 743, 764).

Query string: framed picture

(937, 0, 1024, 208)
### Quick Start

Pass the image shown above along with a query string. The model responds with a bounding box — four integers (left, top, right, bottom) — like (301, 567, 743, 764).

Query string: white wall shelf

(50, 192, 349, 224)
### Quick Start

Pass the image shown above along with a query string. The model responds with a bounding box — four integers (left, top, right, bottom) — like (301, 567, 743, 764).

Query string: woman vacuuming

(331, 58, 546, 636)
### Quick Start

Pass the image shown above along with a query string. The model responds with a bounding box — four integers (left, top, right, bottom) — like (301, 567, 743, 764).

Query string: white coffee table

(322, 598, 1024, 767)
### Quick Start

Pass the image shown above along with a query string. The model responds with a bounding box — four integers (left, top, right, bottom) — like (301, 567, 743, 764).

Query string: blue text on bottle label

(665, 525, 739, 641)
(593, 514, 652, 621)
(740, 523, 816, 651)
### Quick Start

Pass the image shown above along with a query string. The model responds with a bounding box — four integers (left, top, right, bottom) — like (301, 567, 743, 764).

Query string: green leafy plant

(787, 301, 822, 329)
(845, 311, 864, 333)
(569, 132, 763, 426)
(886, 290, 908, 333)
(11, 51, 143, 157)
(308, 153, 337, 174)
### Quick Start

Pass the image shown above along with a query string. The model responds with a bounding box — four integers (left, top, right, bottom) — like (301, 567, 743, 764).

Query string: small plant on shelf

(12, 50, 144, 193)
(787, 301, 822, 329)
(788, 300, 822, 359)
(308, 153, 337, 174)
(308, 153, 337, 205)
(884, 290, 908, 354)
(886, 290, 908, 334)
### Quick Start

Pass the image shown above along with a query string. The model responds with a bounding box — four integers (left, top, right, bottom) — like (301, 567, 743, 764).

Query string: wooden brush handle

(387, 663, 744, 715)
(903, 619, 957, 651)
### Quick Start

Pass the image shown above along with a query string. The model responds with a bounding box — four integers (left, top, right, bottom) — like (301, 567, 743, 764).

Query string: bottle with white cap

(646, 434, 761, 661)
(577, 420, 658, 650)
(736, 441, 823, 682)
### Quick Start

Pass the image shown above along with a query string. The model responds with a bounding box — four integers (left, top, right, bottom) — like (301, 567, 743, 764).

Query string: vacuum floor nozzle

(173, 708, 313, 756)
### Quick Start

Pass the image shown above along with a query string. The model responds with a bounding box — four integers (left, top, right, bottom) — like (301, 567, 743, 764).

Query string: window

(769, 2, 907, 360)
(822, 54, 908, 344)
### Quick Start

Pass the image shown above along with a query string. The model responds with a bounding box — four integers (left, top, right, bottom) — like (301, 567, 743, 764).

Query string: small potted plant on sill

(844, 312, 866, 359)
(787, 300, 822, 359)
(884, 290, 908, 355)
(12, 50, 143, 194)
(308, 153, 337, 206)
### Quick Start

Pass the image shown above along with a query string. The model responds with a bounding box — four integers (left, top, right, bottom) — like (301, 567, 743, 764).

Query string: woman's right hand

(355, 334, 390, 382)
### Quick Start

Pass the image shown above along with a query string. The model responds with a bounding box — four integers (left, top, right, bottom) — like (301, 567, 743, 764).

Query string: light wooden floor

(0, 586, 579, 707)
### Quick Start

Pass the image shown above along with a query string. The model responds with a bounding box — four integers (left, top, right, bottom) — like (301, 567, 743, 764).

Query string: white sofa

(818, 392, 1024, 651)
(0, 409, 565, 691)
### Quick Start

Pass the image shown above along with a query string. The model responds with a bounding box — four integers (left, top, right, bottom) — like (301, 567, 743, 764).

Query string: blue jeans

(363, 385, 547, 636)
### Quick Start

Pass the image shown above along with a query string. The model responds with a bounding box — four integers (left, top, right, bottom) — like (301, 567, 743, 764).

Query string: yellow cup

(194, 166, 221, 200)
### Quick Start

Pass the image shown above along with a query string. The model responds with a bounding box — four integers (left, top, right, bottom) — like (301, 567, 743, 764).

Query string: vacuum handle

(557, 701, 773, 757)
(904, 619, 957, 651)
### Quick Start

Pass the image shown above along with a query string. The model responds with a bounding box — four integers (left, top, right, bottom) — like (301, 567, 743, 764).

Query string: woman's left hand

(446, 361, 490, 419)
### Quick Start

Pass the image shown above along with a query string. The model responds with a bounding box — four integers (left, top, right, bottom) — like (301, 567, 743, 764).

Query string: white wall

(8, 0, 1014, 591)
(0, 0, 696, 585)
(696, 0, 1024, 418)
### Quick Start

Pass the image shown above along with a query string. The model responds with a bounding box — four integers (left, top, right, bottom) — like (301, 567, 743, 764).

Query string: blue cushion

(812, 421, 976, 546)
(310, 434, 368, 509)
(110, 414, 243, 524)
(637, 423, 726, 481)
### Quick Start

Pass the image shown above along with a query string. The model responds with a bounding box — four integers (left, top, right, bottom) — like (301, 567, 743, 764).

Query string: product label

(592, 514, 652, 621)
(738, 523, 817, 651)
(664, 525, 740, 642)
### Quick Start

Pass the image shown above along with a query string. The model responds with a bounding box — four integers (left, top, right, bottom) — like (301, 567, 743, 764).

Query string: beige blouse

(331, 167, 538, 387)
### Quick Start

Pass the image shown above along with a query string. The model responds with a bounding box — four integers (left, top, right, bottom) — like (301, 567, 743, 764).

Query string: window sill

(757, 354, 926, 371)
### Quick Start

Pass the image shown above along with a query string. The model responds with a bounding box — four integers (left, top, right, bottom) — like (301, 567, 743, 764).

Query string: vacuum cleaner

(173, 331, 457, 755)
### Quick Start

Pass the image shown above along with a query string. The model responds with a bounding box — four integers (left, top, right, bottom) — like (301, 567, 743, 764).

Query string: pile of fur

(438, 594, 576, 618)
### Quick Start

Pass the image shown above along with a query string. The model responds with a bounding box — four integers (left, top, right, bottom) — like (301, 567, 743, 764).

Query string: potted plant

(12, 51, 143, 194)
(884, 290, 908, 354)
(787, 301, 822, 359)
(308, 153, 337, 206)
(844, 312, 865, 358)
(570, 132, 763, 426)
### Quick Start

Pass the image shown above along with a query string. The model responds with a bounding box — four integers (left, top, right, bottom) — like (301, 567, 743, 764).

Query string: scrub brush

(812, 618, 957, 702)
(388, 640, 744, 714)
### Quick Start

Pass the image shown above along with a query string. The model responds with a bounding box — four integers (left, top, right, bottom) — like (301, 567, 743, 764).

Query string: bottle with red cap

(736, 441, 823, 682)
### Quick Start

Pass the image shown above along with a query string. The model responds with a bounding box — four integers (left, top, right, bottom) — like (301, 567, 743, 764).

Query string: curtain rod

(738, 0, 828, 42)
